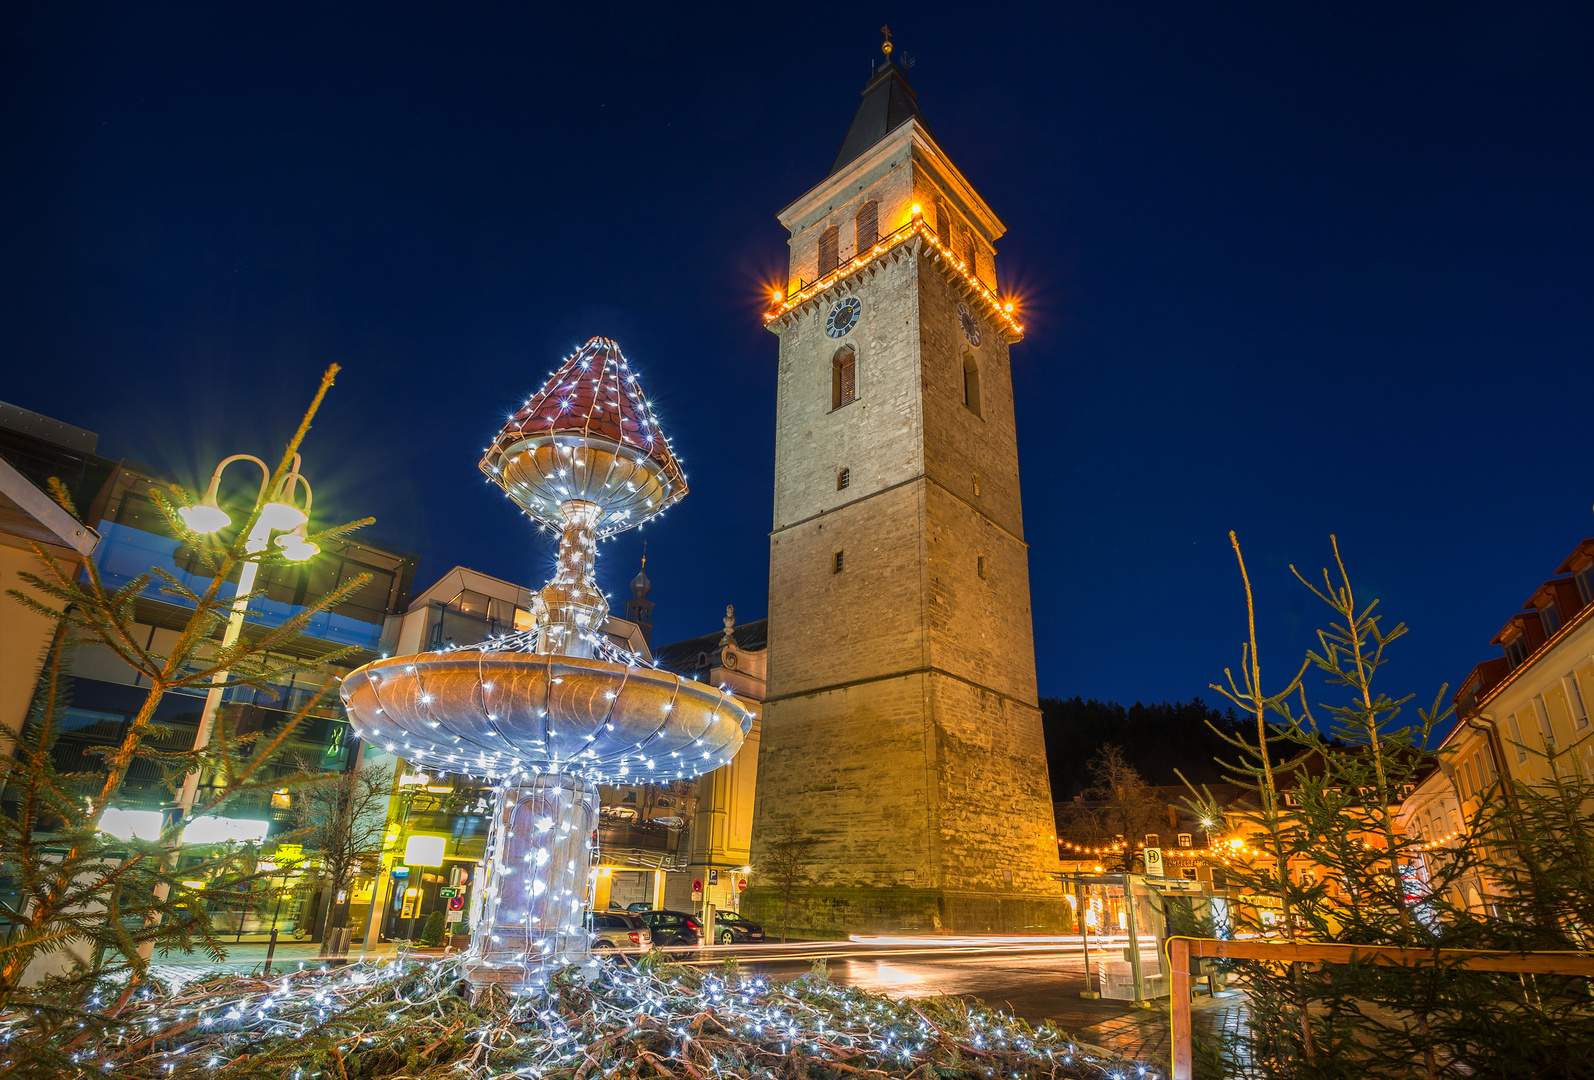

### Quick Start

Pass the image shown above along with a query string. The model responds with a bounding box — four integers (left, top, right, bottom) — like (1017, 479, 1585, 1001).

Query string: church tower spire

(748, 37, 1064, 936)
(624, 542, 654, 645)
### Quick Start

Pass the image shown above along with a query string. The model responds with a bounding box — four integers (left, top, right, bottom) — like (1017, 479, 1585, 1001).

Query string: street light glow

(177, 502, 231, 534)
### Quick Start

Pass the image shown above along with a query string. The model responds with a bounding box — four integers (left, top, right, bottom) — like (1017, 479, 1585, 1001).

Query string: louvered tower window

(855, 200, 878, 251)
(962, 352, 981, 417)
(818, 225, 840, 277)
(961, 228, 977, 274)
(837, 467, 850, 491)
(832, 346, 856, 410)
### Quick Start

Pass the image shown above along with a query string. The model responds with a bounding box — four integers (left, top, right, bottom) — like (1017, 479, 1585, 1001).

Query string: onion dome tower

(625, 546, 654, 645)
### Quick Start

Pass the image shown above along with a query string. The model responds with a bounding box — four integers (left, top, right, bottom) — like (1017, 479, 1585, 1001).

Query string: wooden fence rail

(1168, 937, 1594, 1079)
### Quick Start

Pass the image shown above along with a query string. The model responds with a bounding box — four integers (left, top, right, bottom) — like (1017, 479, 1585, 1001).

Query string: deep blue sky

(3, 4, 1590, 721)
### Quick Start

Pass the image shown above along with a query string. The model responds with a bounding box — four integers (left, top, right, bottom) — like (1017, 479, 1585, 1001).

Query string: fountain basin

(340, 651, 752, 784)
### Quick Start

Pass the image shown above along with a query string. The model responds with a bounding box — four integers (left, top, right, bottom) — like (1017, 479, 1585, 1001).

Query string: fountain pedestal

(465, 774, 597, 990)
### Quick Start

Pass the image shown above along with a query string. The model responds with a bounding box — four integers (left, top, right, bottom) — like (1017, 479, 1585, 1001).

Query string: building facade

(0, 400, 417, 943)
(1401, 536, 1594, 912)
(748, 52, 1066, 935)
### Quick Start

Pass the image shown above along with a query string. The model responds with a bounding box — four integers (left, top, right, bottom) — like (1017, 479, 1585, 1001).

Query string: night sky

(3, 4, 1590, 723)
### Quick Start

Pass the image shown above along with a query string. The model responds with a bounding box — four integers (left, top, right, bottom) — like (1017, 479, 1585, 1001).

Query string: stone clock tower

(746, 43, 1067, 935)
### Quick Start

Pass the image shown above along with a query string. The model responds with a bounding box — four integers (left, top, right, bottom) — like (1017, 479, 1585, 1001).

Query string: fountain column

(465, 772, 597, 990)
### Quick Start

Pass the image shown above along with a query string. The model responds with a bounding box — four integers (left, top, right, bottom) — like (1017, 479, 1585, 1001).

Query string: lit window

(1177, 833, 1192, 848)
(833, 550, 844, 575)
(837, 468, 850, 491)
(1144, 833, 1160, 848)
(832, 347, 857, 410)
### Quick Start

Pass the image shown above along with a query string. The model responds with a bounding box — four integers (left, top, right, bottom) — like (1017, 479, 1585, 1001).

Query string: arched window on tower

(832, 346, 857, 410)
(962, 352, 981, 417)
(936, 201, 954, 242)
(855, 200, 878, 251)
(818, 225, 840, 277)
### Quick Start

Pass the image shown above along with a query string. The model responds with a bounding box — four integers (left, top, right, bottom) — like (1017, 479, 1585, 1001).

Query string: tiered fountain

(338, 337, 751, 992)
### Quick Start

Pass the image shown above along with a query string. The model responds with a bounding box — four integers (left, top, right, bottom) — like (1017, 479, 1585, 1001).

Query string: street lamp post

(172, 452, 320, 818)
(140, 453, 321, 960)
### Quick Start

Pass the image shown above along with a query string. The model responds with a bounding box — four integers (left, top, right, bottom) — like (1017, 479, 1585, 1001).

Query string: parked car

(636, 909, 702, 947)
(625, 902, 651, 913)
(711, 909, 765, 945)
(584, 911, 652, 951)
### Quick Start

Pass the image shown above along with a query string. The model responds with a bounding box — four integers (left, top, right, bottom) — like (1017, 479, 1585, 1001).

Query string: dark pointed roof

(829, 60, 931, 177)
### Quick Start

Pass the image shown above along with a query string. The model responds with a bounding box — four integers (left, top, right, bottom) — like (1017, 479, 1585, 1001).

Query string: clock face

(957, 302, 981, 347)
(826, 297, 861, 339)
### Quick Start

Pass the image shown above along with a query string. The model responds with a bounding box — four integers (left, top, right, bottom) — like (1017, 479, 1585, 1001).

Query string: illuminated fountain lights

(339, 336, 750, 993)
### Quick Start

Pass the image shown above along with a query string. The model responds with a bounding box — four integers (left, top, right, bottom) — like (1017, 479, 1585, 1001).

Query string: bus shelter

(1056, 872, 1229, 1004)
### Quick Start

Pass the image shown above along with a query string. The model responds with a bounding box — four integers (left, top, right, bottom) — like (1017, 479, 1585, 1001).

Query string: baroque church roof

(653, 619, 769, 682)
(829, 58, 932, 177)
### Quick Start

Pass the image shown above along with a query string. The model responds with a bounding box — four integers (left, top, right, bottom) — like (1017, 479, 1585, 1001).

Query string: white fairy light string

(338, 337, 750, 993)
(12, 953, 1146, 1079)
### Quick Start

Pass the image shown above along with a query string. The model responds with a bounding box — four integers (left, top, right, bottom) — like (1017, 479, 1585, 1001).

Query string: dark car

(711, 909, 765, 945)
(625, 902, 651, 913)
(636, 909, 702, 947)
(584, 911, 652, 951)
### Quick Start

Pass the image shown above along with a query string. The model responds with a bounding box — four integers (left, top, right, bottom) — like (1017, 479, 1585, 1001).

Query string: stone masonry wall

(753, 127, 1062, 937)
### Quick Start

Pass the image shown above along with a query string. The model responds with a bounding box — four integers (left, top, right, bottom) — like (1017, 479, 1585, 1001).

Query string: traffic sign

(439, 887, 460, 899)
(448, 896, 465, 911)
(708, 869, 719, 885)
(1144, 847, 1164, 877)
(737, 878, 747, 892)
(692, 878, 702, 893)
